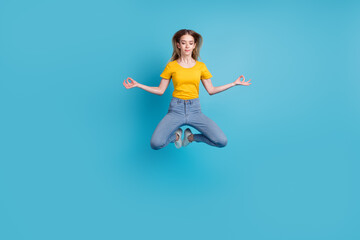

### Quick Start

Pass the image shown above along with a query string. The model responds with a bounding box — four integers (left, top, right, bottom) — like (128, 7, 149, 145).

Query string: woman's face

(177, 34, 196, 56)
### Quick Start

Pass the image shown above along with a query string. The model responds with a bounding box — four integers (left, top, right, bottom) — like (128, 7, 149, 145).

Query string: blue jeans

(150, 97, 228, 150)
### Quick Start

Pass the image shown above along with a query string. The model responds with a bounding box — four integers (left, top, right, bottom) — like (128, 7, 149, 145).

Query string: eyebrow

(181, 40, 194, 42)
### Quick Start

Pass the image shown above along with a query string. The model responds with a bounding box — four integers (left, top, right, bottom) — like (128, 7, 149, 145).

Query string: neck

(177, 56, 195, 63)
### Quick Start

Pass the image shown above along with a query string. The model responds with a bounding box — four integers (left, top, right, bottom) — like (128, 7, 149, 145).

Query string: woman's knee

(150, 137, 165, 150)
(215, 136, 228, 148)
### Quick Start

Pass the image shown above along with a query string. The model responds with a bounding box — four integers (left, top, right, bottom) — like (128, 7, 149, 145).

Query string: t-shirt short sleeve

(201, 63, 213, 79)
(160, 63, 172, 80)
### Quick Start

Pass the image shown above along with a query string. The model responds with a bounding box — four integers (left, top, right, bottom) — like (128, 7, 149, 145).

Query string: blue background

(1, 0, 359, 239)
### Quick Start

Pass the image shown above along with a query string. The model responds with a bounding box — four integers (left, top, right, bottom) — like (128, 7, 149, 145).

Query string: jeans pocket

(169, 100, 176, 108)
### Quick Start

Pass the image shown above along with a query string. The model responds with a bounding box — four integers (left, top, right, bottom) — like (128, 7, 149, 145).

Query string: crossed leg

(187, 112, 228, 147)
(150, 112, 185, 150)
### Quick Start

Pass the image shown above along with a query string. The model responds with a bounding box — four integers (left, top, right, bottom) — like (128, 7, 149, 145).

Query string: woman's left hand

(234, 75, 252, 86)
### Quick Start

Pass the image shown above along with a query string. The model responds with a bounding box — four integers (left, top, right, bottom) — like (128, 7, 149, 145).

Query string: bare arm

(123, 77, 170, 96)
(201, 75, 252, 95)
(202, 78, 235, 95)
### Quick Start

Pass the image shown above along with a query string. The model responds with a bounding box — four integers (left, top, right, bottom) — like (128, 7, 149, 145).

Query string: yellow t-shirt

(160, 60, 213, 100)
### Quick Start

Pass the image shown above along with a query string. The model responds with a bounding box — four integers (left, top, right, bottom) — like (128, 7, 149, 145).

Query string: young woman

(123, 29, 252, 150)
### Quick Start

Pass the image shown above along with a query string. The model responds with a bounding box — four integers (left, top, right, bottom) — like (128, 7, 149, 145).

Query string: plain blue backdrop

(0, 0, 359, 239)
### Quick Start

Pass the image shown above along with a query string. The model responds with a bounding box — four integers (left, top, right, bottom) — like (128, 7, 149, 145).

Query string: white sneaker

(174, 128, 183, 149)
(182, 128, 193, 147)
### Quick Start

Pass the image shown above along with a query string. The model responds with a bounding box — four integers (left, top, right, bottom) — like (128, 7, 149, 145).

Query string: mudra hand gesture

(234, 75, 252, 86)
(123, 77, 139, 89)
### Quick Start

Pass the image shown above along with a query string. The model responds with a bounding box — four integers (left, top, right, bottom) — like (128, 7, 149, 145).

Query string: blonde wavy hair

(168, 29, 204, 63)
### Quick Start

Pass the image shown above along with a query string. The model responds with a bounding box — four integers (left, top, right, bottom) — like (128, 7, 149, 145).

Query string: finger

(124, 80, 130, 88)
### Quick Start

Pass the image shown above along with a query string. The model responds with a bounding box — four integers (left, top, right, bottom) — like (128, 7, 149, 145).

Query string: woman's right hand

(123, 77, 139, 89)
